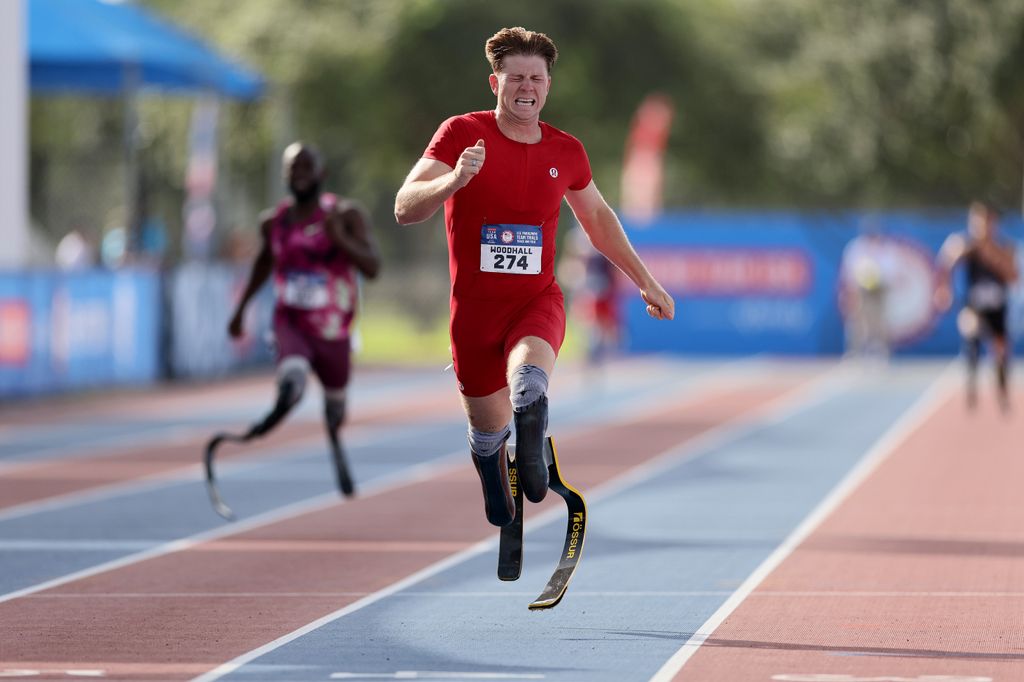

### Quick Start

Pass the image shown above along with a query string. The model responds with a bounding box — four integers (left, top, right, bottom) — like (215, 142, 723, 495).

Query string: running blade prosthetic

(327, 428, 356, 497)
(203, 431, 249, 521)
(497, 446, 525, 581)
(496, 436, 587, 609)
(529, 437, 587, 610)
(513, 395, 550, 502)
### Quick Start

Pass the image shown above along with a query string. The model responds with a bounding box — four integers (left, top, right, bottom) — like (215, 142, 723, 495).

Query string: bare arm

(327, 201, 381, 279)
(228, 216, 274, 337)
(933, 233, 969, 312)
(565, 181, 674, 320)
(394, 140, 486, 225)
(936, 233, 967, 280)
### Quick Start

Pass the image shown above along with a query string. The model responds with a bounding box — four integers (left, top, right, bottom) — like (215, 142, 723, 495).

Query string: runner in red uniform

(395, 27, 674, 526)
(221, 142, 380, 496)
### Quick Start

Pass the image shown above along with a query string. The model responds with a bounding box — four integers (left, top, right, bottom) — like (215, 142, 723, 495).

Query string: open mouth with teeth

(514, 98, 536, 106)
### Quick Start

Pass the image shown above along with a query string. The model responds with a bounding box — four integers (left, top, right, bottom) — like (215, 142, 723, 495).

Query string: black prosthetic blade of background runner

(204, 431, 249, 521)
(529, 436, 587, 610)
(328, 432, 356, 498)
(497, 446, 524, 581)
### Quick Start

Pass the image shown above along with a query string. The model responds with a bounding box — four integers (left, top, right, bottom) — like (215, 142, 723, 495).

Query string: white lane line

(647, 363, 957, 682)
(0, 669, 107, 678)
(30, 589, 1024, 600)
(0, 540, 159, 551)
(25, 591, 735, 599)
(330, 674, 545, 680)
(774, 671, 991, 675)
(192, 363, 859, 682)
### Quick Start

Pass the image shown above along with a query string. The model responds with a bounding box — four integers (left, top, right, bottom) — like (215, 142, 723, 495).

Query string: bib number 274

(493, 253, 530, 271)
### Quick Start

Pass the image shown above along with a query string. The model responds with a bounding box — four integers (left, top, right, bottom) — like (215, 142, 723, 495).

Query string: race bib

(281, 271, 330, 309)
(480, 224, 542, 275)
(969, 281, 1006, 310)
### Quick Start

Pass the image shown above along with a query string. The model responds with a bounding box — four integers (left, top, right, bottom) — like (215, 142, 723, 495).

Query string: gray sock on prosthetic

(509, 364, 549, 410)
(468, 424, 511, 458)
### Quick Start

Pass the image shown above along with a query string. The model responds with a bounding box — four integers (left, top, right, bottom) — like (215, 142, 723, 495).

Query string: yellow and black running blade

(497, 446, 524, 581)
(529, 436, 587, 610)
(204, 432, 246, 521)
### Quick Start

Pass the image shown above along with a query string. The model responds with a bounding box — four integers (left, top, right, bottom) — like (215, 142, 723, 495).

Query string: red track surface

(675, 388, 1024, 681)
(0, 378, 462, 511)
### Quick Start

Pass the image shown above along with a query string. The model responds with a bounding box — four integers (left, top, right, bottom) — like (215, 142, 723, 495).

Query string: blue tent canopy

(29, 0, 264, 99)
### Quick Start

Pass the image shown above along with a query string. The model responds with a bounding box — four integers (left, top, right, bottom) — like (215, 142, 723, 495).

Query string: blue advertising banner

(0, 269, 160, 396)
(166, 262, 274, 379)
(619, 211, 1024, 356)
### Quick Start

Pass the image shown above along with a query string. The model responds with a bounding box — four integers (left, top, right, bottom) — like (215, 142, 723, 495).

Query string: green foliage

(741, 0, 1024, 208)
(30, 0, 1024, 262)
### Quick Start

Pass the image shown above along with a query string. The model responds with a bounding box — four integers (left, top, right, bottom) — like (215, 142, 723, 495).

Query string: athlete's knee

(468, 423, 511, 457)
(957, 308, 981, 341)
(461, 389, 513, 433)
(509, 364, 549, 410)
(507, 336, 556, 372)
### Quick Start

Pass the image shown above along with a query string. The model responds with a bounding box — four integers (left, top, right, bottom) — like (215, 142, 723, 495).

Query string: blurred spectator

(138, 217, 169, 266)
(100, 227, 128, 269)
(55, 229, 96, 270)
(562, 225, 622, 367)
(838, 219, 898, 360)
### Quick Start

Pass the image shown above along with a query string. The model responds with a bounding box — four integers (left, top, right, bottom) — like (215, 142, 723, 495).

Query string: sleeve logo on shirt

(549, 167, 559, 178)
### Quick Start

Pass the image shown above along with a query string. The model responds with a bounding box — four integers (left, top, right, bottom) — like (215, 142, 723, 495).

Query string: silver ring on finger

(471, 159, 478, 167)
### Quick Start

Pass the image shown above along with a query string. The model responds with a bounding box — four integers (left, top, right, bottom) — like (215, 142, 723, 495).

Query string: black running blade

(529, 436, 586, 610)
(204, 432, 244, 521)
(498, 446, 524, 581)
(329, 435, 356, 498)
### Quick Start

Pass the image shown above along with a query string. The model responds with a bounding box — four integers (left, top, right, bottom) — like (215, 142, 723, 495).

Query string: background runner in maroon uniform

(219, 142, 380, 497)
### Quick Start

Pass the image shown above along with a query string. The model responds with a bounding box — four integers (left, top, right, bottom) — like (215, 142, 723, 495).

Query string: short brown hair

(485, 27, 558, 73)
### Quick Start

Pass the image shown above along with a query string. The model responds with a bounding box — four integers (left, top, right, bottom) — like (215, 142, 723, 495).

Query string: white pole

(0, 0, 28, 268)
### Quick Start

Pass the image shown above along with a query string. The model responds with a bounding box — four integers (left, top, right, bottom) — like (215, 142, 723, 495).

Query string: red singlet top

(269, 192, 357, 341)
(423, 111, 592, 302)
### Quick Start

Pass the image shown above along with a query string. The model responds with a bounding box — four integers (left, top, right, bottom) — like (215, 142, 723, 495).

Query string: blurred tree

(31, 0, 1024, 269)
(741, 0, 1024, 208)
(146, 0, 765, 217)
